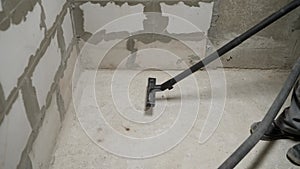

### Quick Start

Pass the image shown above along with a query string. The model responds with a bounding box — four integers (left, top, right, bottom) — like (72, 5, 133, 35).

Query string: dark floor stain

(124, 126, 130, 131)
(226, 56, 233, 61)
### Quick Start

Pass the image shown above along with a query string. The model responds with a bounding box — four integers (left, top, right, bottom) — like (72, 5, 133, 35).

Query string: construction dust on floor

(1, 1, 300, 169)
(50, 69, 298, 169)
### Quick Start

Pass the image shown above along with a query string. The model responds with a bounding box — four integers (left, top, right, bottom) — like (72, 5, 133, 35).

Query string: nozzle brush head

(145, 78, 161, 115)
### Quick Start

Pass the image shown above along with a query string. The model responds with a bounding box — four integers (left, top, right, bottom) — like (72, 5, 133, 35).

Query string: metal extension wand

(145, 0, 300, 112)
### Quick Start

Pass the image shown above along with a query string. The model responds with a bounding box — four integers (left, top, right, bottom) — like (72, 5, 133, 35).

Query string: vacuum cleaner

(144, 0, 300, 168)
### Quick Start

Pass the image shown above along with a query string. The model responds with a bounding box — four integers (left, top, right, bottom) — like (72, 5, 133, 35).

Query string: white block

(41, 0, 65, 28)
(161, 2, 214, 33)
(29, 95, 61, 169)
(82, 2, 144, 33)
(32, 34, 61, 107)
(0, 6, 44, 98)
(0, 94, 32, 169)
(62, 9, 74, 48)
(0, 112, 8, 168)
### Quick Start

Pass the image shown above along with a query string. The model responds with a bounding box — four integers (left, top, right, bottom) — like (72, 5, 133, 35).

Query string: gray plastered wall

(208, 0, 300, 69)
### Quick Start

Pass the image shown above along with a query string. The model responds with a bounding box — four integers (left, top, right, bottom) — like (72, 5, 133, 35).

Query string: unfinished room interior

(1, 0, 300, 168)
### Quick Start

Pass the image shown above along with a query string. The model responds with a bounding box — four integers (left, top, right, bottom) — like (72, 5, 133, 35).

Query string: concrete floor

(50, 69, 299, 169)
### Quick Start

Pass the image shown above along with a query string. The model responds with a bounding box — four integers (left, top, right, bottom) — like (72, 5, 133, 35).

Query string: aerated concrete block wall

(0, 0, 78, 169)
(75, 0, 300, 70)
(0, 0, 299, 169)
(75, 0, 215, 70)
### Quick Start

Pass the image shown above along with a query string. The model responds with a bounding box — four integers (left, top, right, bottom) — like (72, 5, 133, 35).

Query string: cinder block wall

(0, 1, 77, 169)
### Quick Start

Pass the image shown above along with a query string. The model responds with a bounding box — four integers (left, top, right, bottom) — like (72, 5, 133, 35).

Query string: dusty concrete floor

(50, 69, 299, 169)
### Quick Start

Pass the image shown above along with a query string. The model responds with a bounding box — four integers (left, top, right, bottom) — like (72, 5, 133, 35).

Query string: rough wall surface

(0, 0, 77, 169)
(0, 1, 299, 169)
(209, 0, 300, 69)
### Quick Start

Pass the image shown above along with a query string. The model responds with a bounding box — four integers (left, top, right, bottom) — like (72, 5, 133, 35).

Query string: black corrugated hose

(218, 56, 300, 169)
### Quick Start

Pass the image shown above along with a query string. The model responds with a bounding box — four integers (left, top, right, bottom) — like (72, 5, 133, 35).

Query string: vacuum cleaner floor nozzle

(145, 78, 162, 115)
